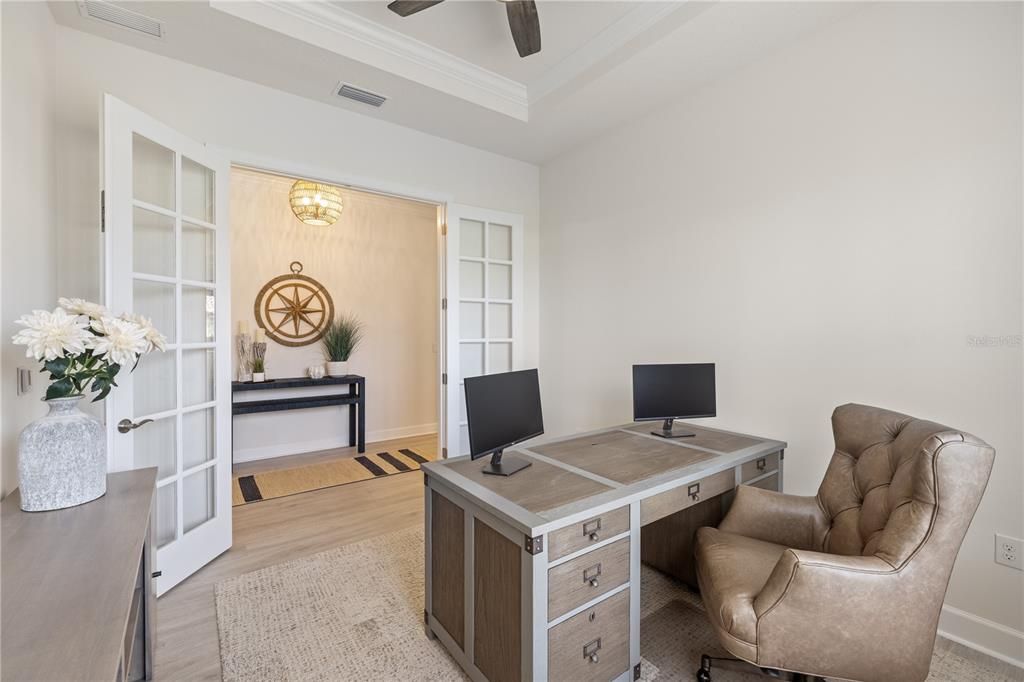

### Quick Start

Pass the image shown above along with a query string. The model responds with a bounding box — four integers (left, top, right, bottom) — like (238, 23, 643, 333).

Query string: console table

(232, 375, 366, 453)
(422, 421, 785, 682)
(2, 469, 157, 681)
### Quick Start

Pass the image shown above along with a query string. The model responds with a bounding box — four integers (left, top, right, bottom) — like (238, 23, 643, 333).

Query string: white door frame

(216, 148, 458, 457)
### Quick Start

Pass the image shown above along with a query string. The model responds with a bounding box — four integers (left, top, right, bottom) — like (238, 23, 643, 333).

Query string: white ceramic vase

(325, 360, 348, 377)
(17, 396, 106, 512)
(252, 372, 266, 383)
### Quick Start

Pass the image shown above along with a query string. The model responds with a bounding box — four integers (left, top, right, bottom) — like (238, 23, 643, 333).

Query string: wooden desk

(2, 469, 157, 682)
(232, 374, 366, 453)
(422, 422, 785, 682)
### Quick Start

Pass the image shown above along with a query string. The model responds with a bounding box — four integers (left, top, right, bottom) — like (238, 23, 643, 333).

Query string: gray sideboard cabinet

(2, 469, 157, 682)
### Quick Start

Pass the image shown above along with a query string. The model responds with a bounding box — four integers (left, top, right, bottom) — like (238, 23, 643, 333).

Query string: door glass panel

(488, 223, 512, 261)
(459, 219, 484, 258)
(182, 466, 215, 534)
(488, 303, 511, 339)
(182, 408, 215, 469)
(156, 481, 177, 548)
(132, 415, 176, 480)
(459, 302, 483, 339)
(133, 280, 176, 341)
(459, 423, 470, 456)
(182, 223, 215, 282)
(182, 157, 215, 223)
(460, 342, 484, 378)
(459, 261, 484, 299)
(133, 207, 175, 277)
(459, 385, 468, 423)
(132, 134, 175, 210)
(182, 349, 215, 407)
(488, 263, 511, 300)
(489, 342, 512, 374)
(182, 286, 216, 343)
(134, 351, 176, 416)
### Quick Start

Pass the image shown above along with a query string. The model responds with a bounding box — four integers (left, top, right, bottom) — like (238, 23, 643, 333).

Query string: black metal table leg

(348, 384, 357, 448)
(357, 378, 366, 453)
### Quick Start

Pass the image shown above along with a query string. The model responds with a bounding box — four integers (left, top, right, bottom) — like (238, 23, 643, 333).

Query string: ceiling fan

(387, 0, 541, 58)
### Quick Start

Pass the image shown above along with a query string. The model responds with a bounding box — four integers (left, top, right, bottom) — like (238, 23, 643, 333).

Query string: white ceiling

(48, 1, 861, 164)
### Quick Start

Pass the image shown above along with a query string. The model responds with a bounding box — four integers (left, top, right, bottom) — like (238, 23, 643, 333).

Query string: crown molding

(211, 0, 530, 121)
(527, 2, 687, 105)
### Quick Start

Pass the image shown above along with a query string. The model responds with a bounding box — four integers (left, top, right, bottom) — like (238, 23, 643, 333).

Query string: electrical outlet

(995, 533, 1023, 570)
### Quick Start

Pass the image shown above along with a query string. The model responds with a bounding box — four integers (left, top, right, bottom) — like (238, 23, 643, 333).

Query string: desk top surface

(2, 469, 156, 682)
(423, 422, 785, 534)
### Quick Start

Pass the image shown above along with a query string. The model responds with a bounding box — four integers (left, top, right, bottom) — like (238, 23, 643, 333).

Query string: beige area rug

(215, 527, 1022, 682)
(231, 448, 435, 506)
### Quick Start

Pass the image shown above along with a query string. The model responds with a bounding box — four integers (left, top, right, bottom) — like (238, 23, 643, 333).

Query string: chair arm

(754, 549, 895, 618)
(718, 485, 829, 551)
(749, 550, 936, 682)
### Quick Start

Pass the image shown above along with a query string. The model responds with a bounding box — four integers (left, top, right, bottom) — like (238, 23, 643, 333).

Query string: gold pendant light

(289, 180, 343, 226)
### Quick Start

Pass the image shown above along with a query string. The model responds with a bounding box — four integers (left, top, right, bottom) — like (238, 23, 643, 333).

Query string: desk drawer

(748, 472, 780, 491)
(548, 506, 630, 562)
(549, 589, 629, 682)
(548, 538, 630, 621)
(741, 452, 780, 483)
(640, 469, 734, 525)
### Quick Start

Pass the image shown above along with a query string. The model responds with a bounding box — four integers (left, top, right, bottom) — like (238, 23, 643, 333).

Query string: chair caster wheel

(696, 669, 711, 682)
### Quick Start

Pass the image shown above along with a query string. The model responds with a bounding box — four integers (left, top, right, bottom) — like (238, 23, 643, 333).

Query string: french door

(444, 205, 525, 457)
(103, 95, 232, 595)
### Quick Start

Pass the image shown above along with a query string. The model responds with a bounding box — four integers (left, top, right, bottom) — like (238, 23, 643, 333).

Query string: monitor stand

(651, 418, 696, 439)
(481, 449, 532, 476)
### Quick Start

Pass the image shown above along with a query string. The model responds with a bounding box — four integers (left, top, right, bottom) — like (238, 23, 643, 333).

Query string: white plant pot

(252, 372, 266, 383)
(326, 361, 348, 377)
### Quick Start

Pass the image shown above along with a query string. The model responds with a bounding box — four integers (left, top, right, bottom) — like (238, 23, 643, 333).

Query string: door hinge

(442, 447, 448, 458)
(441, 222, 448, 236)
(100, 190, 106, 233)
(442, 297, 447, 310)
(442, 373, 448, 385)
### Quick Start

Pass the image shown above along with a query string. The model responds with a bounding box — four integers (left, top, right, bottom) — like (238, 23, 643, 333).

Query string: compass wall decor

(254, 261, 335, 347)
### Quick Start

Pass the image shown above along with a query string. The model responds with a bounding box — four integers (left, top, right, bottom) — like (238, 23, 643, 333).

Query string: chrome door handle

(117, 418, 153, 434)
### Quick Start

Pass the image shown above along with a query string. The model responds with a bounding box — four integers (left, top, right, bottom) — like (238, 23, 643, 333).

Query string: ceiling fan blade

(387, 0, 445, 17)
(505, 0, 541, 58)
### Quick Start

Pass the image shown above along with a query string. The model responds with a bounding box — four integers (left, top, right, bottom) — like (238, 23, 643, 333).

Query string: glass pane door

(446, 206, 524, 457)
(105, 95, 231, 595)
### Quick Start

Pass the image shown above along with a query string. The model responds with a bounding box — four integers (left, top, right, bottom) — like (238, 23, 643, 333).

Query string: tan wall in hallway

(230, 169, 438, 461)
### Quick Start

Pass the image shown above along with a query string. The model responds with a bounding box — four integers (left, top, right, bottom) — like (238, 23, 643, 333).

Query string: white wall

(231, 169, 438, 460)
(52, 25, 540, 377)
(1, 2, 58, 497)
(540, 1, 1023, 663)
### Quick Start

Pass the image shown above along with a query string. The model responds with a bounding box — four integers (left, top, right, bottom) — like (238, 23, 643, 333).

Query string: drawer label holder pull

(583, 637, 602, 663)
(688, 482, 701, 501)
(582, 517, 602, 541)
(583, 562, 602, 587)
(756, 457, 767, 471)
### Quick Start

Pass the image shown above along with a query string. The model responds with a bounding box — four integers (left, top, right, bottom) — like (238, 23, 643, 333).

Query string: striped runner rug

(232, 448, 434, 506)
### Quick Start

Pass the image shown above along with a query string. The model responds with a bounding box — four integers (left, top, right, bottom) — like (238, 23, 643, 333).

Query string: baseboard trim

(232, 423, 437, 463)
(938, 603, 1024, 669)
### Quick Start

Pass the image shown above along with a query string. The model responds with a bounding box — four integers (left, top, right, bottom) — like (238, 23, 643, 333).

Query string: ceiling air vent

(336, 84, 387, 108)
(77, 1, 163, 38)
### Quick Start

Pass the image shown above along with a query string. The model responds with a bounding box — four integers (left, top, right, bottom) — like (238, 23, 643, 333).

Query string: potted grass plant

(321, 313, 363, 377)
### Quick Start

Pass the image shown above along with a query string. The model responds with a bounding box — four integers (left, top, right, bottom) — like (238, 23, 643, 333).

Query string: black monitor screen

(464, 369, 544, 460)
(632, 363, 716, 421)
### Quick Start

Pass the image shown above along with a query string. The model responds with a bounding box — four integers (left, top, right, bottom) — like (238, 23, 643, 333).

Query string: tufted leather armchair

(693, 404, 995, 682)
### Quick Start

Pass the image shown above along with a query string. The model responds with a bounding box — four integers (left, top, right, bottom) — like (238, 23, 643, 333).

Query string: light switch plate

(16, 367, 32, 395)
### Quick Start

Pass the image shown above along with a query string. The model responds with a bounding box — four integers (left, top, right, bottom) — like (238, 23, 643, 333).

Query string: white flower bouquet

(12, 298, 167, 402)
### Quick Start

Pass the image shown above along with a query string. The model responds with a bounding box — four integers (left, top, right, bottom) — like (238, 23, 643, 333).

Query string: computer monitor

(464, 368, 544, 476)
(632, 363, 716, 438)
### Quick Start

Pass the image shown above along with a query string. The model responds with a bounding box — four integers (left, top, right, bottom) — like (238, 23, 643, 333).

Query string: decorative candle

(238, 320, 250, 335)
(254, 327, 266, 343)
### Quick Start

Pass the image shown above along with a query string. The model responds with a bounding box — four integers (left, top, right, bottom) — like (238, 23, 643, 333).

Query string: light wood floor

(232, 432, 439, 478)
(157, 435, 1023, 681)
(157, 436, 432, 680)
